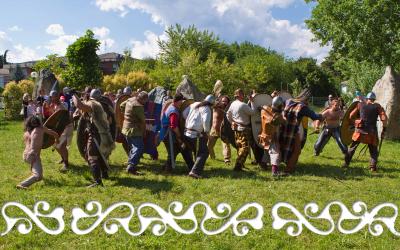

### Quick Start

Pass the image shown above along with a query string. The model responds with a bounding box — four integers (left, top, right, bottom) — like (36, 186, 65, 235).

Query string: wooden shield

(99, 96, 117, 142)
(114, 94, 130, 131)
(250, 94, 272, 148)
(340, 101, 359, 146)
(42, 109, 70, 149)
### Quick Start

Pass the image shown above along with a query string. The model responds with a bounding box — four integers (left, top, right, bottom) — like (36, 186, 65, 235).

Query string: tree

(0, 50, 8, 69)
(62, 30, 102, 89)
(158, 24, 230, 66)
(32, 54, 65, 76)
(306, 0, 400, 68)
(14, 64, 24, 82)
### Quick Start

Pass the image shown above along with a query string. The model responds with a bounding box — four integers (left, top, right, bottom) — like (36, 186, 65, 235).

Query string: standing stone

(372, 66, 400, 139)
(175, 75, 205, 101)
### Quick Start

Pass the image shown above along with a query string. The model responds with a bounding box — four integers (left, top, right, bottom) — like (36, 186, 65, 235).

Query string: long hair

(25, 116, 42, 133)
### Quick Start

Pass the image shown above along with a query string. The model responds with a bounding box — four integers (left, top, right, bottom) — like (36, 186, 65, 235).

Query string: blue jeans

(314, 127, 347, 155)
(125, 136, 144, 170)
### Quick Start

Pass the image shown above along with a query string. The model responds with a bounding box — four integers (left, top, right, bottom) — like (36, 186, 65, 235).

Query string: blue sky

(0, 0, 329, 63)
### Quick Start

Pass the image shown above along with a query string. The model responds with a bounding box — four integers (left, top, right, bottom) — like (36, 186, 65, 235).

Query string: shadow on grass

(109, 176, 173, 194)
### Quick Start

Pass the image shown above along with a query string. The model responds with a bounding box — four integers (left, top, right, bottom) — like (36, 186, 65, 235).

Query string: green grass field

(1, 111, 400, 249)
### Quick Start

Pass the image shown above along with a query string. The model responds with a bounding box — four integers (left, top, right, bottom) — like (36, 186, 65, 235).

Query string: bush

(3, 81, 24, 120)
(18, 79, 35, 95)
(101, 71, 154, 93)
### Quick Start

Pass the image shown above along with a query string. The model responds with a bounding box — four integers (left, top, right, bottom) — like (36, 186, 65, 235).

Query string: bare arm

(43, 127, 59, 143)
(72, 95, 92, 113)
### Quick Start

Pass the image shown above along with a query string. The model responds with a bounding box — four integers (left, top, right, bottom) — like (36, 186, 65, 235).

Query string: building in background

(1, 52, 126, 86)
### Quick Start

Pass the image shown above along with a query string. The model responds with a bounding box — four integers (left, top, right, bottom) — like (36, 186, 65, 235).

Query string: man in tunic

(159, 93, 194, 173)
(226, 89, 256, 171)
(280, 89, 323, 174)
(184, 95, 215, 178)
(72, 89, 115, 187)
(207, 95, 231, 163)
(343, 92, 387, 171)
(120, 91, 148, 175)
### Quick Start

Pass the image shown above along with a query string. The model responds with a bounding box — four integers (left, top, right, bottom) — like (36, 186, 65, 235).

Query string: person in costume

(72, 89, 116, 187)
(259, 96, 286, 176)
(46, 90, 73, 172)
(343, 92, 387, 171)
(183, 95, 215, 178)
(314, 99, 347, 156)
(159, 93, 194, 173)
(17, 116, 59, 189)
(120, 91, 149, 175)
(280, 89, 323, 174)
(207, 95, 231, 164)
(226, 89, 256, 171)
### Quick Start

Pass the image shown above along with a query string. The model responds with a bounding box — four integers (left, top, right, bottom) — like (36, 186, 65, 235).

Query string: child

(17, 116, 59, 189)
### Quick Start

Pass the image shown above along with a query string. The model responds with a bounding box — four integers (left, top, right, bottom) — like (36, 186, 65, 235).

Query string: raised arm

(72, 95, 92, 113)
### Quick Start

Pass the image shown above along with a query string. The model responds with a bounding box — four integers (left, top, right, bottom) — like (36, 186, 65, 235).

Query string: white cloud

(7, 44, 41, 62)
(130, 30, 166, 58)
(46, 24, 65, 36)
(92, 26, 115, 53)
(95, 0, 329, 61)
(93, 26, 110, 38)
(45, 35, 78, 55)
(8, 25, 22, 32)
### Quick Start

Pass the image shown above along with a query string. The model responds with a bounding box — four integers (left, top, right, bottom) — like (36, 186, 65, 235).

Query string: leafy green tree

(158, 24, 230, 66)
(62, 30, 102, 89)
(32, 54, 65, 76)
(290, 57, 337, 96)
(0, 50, 8, 69)
(14, 64, 24, 82)
(306, 0, 400, 68)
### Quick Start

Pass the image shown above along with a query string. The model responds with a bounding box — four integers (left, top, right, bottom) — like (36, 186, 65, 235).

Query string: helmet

(204, 94, 216, 105)
(272, 96, 284, 110)
(123, 86, 132, 95)
(90, 88, 102, 100)
(63, 87, 70, 94)
(49, 90, 58, 97)
(137, 91, 149, 102)
(366, 92, 376, 100)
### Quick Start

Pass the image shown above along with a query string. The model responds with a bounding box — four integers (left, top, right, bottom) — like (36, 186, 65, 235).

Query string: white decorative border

(272, 201, 400, 236)
(2, 201, 400, 236)
(1, 201, 263, 236)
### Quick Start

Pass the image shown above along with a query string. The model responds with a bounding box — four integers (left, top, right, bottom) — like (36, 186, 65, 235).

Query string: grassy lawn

(1, 110, 400, 249)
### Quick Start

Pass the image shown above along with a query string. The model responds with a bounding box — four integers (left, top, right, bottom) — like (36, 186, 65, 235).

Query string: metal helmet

(90, 88, 102, 100)
(272, 96, 284, 110)
(63, 87, 70, 94)
(123, 86, 132, 95)
(366, 92, 376, 100)
(49, 90, 58, 97)
(204, 94, 216, 105)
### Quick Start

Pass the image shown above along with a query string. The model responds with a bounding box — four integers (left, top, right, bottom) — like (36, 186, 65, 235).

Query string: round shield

(340, 101, 359, 146)
(250, 94, 272, 148)
(220, 115, 237, 148)
(99, 96, 117, 142)
(42, 109, 70, 149)
(279, 91, 293, 102)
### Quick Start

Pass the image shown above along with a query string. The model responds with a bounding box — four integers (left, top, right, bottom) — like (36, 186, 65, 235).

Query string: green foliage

(102, 71, 153, 93)
(306, 0, 400, 68)
(32, 54, 65, 76)
(0, 50, 8, 68)
(14, 64, 24, 83)
(158, 24, 230, 66)
(62, 30, 102, 89)
(290, 57, 337, 96)
(118, 57, 156, 75)
(2, 81, 24, 120)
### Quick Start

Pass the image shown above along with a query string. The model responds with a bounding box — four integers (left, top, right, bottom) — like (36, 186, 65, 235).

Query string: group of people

(16, 81, 388, 189)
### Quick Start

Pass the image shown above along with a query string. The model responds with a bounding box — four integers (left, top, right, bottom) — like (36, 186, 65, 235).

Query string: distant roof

(98, 52, 124, 61)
